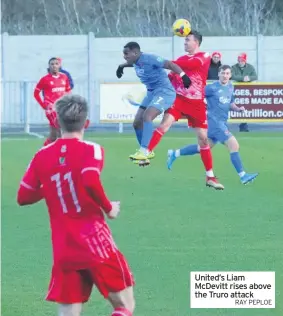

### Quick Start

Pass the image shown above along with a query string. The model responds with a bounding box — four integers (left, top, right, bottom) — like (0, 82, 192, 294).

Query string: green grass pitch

(2, 131, 283, 316)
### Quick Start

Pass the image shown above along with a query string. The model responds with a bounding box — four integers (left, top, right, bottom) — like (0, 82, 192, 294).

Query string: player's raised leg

(130, 88, 176, 165)
(225, 135, 258, 184)
(131, 104, 154, 159)
(195, 127, 224, 190)
(167, 143, 204, 170)
(130, 105, 162, 165)
(167, 137, 218, 170)
(148, 95, 193, 153)
(147, 112, 175, 153)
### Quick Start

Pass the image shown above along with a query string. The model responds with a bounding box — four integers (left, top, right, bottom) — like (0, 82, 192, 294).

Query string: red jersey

(170, 52, 211, 100)
(34, 73, 71, 108)
(17, 138, 114, 270)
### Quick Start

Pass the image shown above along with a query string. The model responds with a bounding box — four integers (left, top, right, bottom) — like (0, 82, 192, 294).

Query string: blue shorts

(140, 87, 176, 112)
(208, 121, 233, 144)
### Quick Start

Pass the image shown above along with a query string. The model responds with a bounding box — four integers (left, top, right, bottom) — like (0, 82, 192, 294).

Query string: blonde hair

(55, 94, 88, 132)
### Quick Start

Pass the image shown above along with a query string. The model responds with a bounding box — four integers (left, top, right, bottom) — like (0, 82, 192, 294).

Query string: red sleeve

(81, 160, 112, 213)
(173, 55, 203, 70)
(17, 156, 43, 206)
(81, 144, 111, 213)
(34, 77, 45, 109)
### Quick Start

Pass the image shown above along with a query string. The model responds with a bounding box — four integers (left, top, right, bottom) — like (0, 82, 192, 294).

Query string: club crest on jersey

(50, 81, 54, 85)
(219, 96, 231, 104)
(61, 80, 65, 84)
(136, 68, 145, 76)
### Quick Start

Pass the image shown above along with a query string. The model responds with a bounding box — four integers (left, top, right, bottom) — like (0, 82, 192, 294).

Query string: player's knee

(133, 120, 142, 130)
(227, 136, 239, 152)
(233, 142, 240, 152)
(159, 122, 170, 133)
(229, 141, 239, 152)
(143, 113, 153, 122)
(198, 134, 208, 146)
(159, 115, 173, 133)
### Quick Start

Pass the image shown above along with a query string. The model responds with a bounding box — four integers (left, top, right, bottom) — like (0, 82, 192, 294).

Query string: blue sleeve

(148, 54, 166, 68)
(205, 84, 215, 97)
(61, 69, 74, 89)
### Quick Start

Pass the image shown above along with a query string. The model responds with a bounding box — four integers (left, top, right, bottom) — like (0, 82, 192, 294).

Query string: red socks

(111, 307, 132, 316)
(148, 128, 164, 152)
(199, 145, 213, 172)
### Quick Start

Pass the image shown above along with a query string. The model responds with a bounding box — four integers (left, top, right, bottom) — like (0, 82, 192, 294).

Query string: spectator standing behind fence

(231, 53, 258, 132)
(207, 52, 222, 80)
(47, 57, 74, 89)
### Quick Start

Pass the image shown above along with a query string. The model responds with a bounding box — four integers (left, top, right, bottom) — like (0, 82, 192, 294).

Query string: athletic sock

(141, 122, 153, 149)
(200, 145, 214, 177)
(230, 152, 245, 177)
(148, 128, 164, 151)
(179, 144, 199, 156)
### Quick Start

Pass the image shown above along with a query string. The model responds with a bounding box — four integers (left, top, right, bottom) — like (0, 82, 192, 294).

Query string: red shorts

(166, 95, 207, 129)
(46, 250, 134, 304)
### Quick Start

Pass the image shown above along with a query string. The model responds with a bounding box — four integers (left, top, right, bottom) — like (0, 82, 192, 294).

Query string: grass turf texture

(2, 132, 283, 316)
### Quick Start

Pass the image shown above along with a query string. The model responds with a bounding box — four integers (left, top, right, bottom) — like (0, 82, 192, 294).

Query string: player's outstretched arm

(116, 62, 134, 79)
(163, 60, 191, 88)
(17, 158, 43, 206)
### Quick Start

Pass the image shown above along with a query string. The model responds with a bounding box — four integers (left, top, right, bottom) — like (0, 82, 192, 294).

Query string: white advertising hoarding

(99, 83, 164, 122)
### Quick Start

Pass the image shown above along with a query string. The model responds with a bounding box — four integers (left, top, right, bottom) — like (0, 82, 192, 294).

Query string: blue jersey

(134, 53, 173, 91)
(205, 81, 235, 123)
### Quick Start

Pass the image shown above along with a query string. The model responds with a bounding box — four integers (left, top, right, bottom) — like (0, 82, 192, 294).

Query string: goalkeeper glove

(180, 72, 191, 88)
(116, 65, 124, 79)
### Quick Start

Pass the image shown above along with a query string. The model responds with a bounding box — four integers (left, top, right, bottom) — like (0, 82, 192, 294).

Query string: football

(172, 18, 191, 37)
(122, 87, 146, 107)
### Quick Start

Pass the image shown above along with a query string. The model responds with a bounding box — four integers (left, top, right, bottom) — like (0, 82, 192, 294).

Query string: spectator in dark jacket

(231, 53, 258, 132)
(207, 52, 222, 80)
(47, 57, 74, 89)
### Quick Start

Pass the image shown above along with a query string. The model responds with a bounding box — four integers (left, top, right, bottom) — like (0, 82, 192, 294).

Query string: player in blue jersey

(116, 41, 191, 163)
(167, 65, 258, 185)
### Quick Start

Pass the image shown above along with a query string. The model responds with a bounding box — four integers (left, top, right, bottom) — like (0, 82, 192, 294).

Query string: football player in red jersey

(34, 57, 71, 147)
(17, 95, 135, 316)
(146, 30, 224, 190)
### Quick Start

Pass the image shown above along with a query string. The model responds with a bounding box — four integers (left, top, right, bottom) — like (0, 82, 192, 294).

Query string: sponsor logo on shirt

(52, 87, 66, 92)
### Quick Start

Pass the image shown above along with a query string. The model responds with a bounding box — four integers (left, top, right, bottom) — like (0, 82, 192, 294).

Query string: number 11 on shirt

(51, 171, 81, 213)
